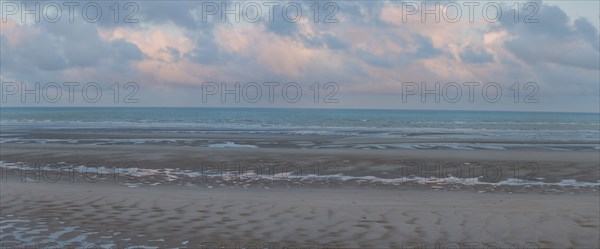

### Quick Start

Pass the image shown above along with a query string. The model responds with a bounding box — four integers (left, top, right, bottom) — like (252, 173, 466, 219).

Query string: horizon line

(1, 106, 599, 115)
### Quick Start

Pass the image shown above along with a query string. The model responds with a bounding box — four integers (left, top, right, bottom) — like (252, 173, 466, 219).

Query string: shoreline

(2, 143, 599, 184)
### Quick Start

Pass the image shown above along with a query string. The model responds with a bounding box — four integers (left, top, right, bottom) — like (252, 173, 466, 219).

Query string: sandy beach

(1, 130, 599, 248)
(1, 178, 599, 248)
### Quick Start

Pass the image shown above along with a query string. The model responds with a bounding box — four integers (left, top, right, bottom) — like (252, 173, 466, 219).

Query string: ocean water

(1, 108, 599, 188)
(1, 107, 599, 150)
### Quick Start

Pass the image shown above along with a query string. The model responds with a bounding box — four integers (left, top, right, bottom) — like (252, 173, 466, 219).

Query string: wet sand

(1, 179, 599, 248)
(1, 131, 599, 248)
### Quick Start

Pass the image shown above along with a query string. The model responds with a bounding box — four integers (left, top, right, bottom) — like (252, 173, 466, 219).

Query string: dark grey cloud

(323, 34, 348, 50)
(337, 1, 388, 26)
(2, 32, 68, 72)
(107, 39, 144, 74)
(498, 2, 571, 39)
(574, 18, 600, 51)
(184, 33, 224, 65)
(496, 1, 599, 70)
(505, 37, 599, 70)
(460, 45, 494, 64)
(411, 35, 442, 59)
(265, 18, 299, 36)
(0, 17, 143, 84)
(136, 2, 201, 30)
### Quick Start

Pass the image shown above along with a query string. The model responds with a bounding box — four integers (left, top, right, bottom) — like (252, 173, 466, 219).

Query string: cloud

(1, 18, 143, 82)
(0, 0, 598, 111)
(496, 2, 600, 70)
(266, 18, 299, 36)
(135, 1, 202, 30)
(460, 45, 495, 63)
(304, 33, 348, 50)
(573, 18, 600, 51)
(411, 34, 443, 59)
(184, 34, 223, 65)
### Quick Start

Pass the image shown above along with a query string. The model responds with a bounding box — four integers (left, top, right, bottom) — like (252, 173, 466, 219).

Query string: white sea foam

(2, 161, 599, 188)
(208, 142, 257, 148)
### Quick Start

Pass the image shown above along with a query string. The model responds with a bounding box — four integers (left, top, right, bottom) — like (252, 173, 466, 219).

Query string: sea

(1, 107, 599, 150)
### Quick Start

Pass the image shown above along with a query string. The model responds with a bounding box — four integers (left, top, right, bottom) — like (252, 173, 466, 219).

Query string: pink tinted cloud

(99, 25, 218, 85)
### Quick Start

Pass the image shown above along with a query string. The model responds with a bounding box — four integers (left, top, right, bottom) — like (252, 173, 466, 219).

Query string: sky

(1, 0, 599, 112)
